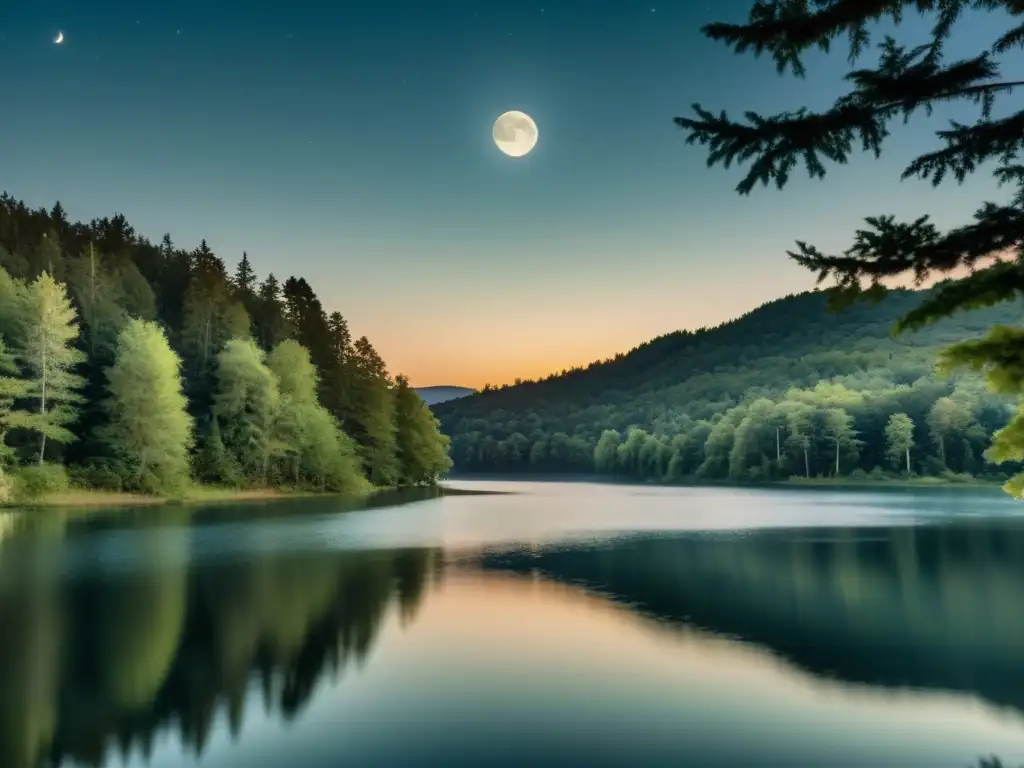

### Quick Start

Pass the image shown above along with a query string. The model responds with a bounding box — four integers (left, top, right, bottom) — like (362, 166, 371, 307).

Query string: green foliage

(347, 337, 399, 486)
(0, 192, 452, 501)
(266, 339, 368, 493)
(101, 319, 194, 495)
(194, 419, 243, 488)
(885, 413, 915, 474)
(0, 338, 30, 461)
(12, 272, 86, 464)
(674, 0, 1024, 497)
(393, 376, 453, 485)
(210, 339, 280, 486)
(12, 463, 70, 500)
(67, 460, 127, 492)
(594, 429, 622, 474)
(436, 292, 1019, 484)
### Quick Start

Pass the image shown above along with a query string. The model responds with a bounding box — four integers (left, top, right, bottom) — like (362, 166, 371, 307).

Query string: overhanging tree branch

(678, 0, 1024, 497)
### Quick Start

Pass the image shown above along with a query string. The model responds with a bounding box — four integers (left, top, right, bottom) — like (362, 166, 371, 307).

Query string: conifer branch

(675, 39, 1020, 195)
(789, 204, 1024, 286)
(897, 259, 1024, 330)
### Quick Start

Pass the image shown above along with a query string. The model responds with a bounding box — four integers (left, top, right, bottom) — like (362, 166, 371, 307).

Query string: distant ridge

(415, 385, 474, 406)
(431, 287, 1023, 476)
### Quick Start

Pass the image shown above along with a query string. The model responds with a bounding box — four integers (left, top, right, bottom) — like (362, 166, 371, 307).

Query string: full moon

(493, 111, 538, 158)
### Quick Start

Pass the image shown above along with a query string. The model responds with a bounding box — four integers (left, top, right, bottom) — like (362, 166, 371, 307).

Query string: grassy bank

(5, 484, 363, 510)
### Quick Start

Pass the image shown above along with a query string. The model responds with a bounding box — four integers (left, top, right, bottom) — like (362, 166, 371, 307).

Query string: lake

(2, 480, 1024, 768)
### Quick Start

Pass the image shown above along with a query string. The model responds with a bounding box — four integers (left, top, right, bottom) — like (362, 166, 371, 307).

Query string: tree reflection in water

(0, 505, 439, 768)
(2, 504, 1024, 767)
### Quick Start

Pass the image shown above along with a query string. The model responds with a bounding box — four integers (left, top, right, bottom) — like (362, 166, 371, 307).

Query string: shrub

(0, 469, 12, 504)
(68, 460, 127, 492)
(13, 463, 70, 500)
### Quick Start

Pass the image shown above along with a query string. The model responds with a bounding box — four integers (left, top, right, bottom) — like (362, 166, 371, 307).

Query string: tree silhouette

(675, 0, 1024, 496)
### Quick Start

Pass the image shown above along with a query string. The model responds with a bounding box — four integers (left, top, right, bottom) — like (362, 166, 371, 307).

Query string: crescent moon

(493, 111, 538, 158)
(54, 31, 64, 44)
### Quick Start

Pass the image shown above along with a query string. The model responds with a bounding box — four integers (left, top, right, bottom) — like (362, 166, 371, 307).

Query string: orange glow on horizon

(380, 257, 1007, 390)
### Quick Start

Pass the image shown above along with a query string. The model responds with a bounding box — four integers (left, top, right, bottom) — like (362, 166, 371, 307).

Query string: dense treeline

(435, 291, 1023, 485)
(0, 193, 451, 501)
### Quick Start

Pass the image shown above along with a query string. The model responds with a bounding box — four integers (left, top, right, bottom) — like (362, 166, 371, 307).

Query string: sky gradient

(0, 1, 1014, 387)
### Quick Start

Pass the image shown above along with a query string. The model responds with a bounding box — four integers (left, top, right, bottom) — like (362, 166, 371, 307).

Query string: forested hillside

(434, 290, 1023, 484)
(0, 193, 451, 502)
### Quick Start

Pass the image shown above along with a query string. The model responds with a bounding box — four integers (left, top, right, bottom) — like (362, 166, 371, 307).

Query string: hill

(415, 385, 474, 406)
(433, 289, 1023, 484)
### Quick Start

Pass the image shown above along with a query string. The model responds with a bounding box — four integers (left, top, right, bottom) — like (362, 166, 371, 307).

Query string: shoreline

(443, 473, 1006, 491)
(4, 473, 1006, 512)
(2, 486, 358, 511)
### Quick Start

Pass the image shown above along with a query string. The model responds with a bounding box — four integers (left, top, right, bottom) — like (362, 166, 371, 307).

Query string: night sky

(0, 1, 1014, 387)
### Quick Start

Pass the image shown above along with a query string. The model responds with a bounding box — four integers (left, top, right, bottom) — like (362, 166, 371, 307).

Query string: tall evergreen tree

(675, 0, 1024, 496)
(234, 252, 257, 301)
(321, 311, 354, 422)
(253, 273, 292, 352)
(26, 232, 63, 281)
(13, 272, 86, 464)
(180, 250, 250, 419)
(347, 336, 398, 485)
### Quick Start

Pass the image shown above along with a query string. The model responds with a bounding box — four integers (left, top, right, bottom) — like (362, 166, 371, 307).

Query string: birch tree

(885, 413, 915, 476)
(823, 408, 859, 476)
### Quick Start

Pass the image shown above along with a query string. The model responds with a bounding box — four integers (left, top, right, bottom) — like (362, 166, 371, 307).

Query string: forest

(0, 193, 452, 503)
(434, 290, 1024, 486)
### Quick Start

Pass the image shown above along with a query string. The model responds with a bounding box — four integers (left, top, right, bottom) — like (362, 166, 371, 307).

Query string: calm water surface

(2, 481, 1024, 767)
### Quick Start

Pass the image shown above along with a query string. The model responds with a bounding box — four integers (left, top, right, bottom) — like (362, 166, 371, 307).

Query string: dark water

(2, 481, 1024, 768)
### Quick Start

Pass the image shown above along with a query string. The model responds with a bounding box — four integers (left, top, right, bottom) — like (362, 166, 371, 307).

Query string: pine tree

(321, 311, 354, 422)
(180, 259, 250, 418)
(253, 273, 292, 351)
(234, 252, 257, 300)
(13, 272, 86, 464)
(676, 1, 1024, 496)
(26, 232, 63, 281)
(348, 336, 398, 485)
